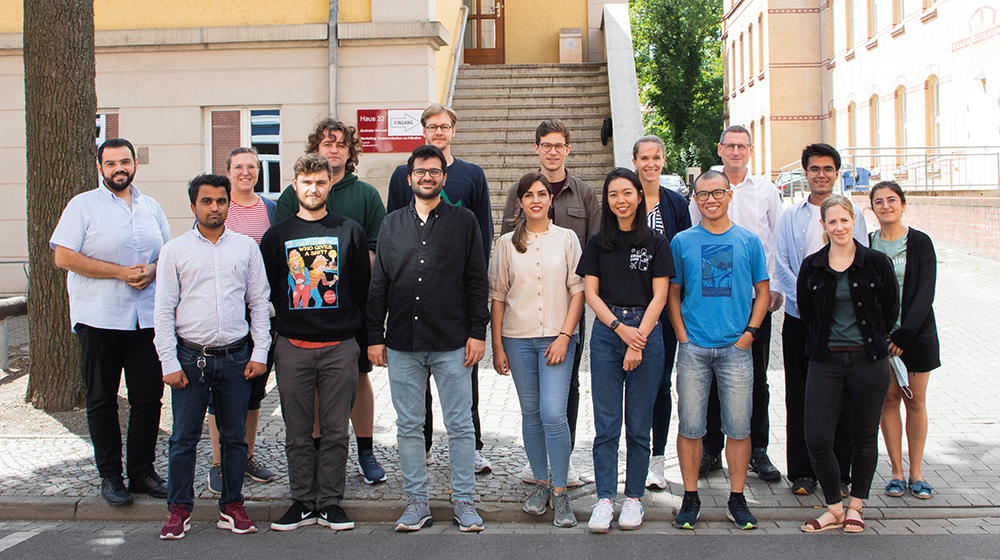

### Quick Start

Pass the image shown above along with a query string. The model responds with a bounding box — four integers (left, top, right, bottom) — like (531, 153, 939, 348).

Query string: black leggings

(804, 351, 890, 504)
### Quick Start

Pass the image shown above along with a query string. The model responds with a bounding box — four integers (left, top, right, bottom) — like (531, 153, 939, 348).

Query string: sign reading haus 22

(358, 109, 425, 153)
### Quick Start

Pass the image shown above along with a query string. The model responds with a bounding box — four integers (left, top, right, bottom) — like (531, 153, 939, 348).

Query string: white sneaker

(588, 498, 614, 533)
(645, 455, 666, 490)
(425, 451, 434, 466)
(566, 462, 582, 487)
(618, 497, 644, 530)
(520, 463, 537, 484)
(474, 451, 492, 474)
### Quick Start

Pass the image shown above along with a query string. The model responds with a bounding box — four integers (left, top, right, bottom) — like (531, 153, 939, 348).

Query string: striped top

(226, 196, 271, 245)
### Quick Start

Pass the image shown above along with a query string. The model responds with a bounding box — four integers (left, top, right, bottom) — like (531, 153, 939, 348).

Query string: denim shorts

(675, 341, 753, 440)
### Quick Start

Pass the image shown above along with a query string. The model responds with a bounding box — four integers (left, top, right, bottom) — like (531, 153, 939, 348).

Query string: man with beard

(261, 154, 370, 532)
(154, 174, 271, 539)
(51, 138, 172, 507)
(369, 144, 489, 532)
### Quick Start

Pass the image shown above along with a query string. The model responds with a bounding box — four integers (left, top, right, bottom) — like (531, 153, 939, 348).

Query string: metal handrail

(446, 5, 469, 107)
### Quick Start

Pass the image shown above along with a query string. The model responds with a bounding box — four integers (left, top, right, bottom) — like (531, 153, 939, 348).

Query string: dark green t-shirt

(828, 270, 865, 347)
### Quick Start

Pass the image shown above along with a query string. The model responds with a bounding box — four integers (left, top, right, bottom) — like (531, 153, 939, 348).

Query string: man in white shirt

(50, 138, 172, 507)
(689, 125, 784, 481)
(153, 174, 270, 539)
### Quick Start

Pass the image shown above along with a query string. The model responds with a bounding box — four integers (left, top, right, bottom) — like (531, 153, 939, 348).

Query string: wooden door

(462, 0, 505, 65)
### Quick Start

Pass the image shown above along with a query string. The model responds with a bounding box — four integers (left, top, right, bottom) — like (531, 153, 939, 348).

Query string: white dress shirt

(153, 226, 270, 376)
(49, 185, 172, 330)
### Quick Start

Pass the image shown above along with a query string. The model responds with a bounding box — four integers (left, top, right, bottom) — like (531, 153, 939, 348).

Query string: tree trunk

(23, 0, 96, 411)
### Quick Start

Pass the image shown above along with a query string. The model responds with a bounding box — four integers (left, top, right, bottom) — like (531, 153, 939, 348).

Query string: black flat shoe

(129, 471, 168, 499)
(101, 476, 134, 506)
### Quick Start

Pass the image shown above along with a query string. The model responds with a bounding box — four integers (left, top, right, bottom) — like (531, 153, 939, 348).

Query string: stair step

(457, 62, 607, 74)
(451, 144, 612, 156)
(451, 130, 607, 142)
(454, 91, 610, 104)
(454, 84, 610, 96)
(457, 106, 610, 119)
(456, 76, 607, 88)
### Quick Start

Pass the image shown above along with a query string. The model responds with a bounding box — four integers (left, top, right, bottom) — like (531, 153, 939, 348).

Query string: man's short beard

(103, 171, 134, 192)
(299, 196, 327, 211)
(411, 182, 443, 200)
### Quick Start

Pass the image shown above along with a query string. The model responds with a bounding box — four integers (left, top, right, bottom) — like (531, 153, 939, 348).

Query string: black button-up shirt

(368, 202, 489, 352)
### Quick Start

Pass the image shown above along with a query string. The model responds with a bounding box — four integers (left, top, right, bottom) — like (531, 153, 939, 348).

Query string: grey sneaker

(523, 482, 551, 515)
(452, 501, 484, 532)
(207, 464, 222, 495)
(551, 491, 577, 528)
(395, 501, 433, 532)
(474, 451, 492, 474)
(245, 454, 275, 483)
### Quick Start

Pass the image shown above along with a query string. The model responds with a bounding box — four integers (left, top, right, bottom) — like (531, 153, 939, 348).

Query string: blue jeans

(590, 306, 665, 500)
(167, 344, 251, 510)
(387, 348, 476, 503)
(676, 342, 753, 440)
(503, 335, 576, 488)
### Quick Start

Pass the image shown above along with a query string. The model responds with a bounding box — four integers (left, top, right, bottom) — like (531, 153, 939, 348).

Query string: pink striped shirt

(226, 196, 270, 245)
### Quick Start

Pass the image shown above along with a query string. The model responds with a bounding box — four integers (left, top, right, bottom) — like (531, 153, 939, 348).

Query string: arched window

(739, 33, 745, 85)
(760, 116, 766, 176)
(830, 107, 838, 146)
(758, 13, 764, 70)
(748, 24, 754, 77)
(848, 101, 858, 147)
(895, 85, 907, 147)
(846, 0, 855, 47)
(731, 40, 737, 92)
(868, 0, 878, 38)
(869, 94, 880, 147)
(925, 75, 940, 148)
(893, 0, 904, 25)
(750, 120, 756, 172)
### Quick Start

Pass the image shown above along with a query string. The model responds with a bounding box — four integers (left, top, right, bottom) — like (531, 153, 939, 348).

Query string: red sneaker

(217, 501, 257, 534)
(160, 504, 191, 540)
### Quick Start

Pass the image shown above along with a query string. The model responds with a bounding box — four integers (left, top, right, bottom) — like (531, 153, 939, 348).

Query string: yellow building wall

(340, 0, 373, 22)
(504, 0, 587, 64)
(0, 1, 20, 32)
(436, 0, 462, 103)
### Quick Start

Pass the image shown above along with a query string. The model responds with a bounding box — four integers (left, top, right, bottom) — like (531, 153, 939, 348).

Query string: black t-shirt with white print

(576, 229, 674, 308)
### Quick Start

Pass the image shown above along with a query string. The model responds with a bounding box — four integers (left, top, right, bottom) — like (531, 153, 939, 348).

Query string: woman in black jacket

(797, 195, 898, 533)
(868, 181, 940, 500)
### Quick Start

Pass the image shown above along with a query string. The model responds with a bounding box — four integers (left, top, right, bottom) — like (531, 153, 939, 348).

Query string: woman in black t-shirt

(575, 167, 673, 532)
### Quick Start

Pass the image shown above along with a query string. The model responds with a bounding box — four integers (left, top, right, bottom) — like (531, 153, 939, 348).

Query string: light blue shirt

(50, 185, 172, 330)
(774, 198, 868, 318)
(670, 224, 769, 348)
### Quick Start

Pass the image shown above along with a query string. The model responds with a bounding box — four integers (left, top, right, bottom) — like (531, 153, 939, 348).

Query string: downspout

(328, 0, 339, 116)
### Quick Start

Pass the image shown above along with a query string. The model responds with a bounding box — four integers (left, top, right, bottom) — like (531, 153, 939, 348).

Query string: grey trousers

(274, 335, 359, 510)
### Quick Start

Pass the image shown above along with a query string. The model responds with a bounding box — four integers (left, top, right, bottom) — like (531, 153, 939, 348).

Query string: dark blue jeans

(590, 306, 665, 500)
(167, 344, 251, 511)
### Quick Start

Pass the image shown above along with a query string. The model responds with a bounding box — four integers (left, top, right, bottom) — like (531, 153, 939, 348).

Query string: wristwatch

(610, 319, 621, 331)
(744, 326, 758, 338)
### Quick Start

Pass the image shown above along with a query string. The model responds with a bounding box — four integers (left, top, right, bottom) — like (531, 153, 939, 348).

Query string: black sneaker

(727, 494, 758, 530)
(791, 477, 816, 495)
(749, 448, 781, 481)
(841, 482, 851, 498)
(698, 452, 722, 477)
(100, 476, 133, 507)
(317, 504, 354, 531)
(270, 501, 317, 531)
(673, 494, 701, 529)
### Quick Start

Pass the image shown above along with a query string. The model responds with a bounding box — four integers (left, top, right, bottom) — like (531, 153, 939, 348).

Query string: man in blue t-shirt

(667, 170, 770, 531)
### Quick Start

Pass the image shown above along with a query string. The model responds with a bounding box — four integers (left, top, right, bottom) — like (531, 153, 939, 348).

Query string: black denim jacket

(796, 240, 899, 362)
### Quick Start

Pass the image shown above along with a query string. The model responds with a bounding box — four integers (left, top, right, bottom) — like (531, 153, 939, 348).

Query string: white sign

(387, 110, 422, 137)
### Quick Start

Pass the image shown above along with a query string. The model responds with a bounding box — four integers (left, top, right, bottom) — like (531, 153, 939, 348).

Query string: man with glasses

(689, 125, 784, 483)
(774, 143, 868, 496)
(371, 144, 489, 532)
(669, 170, 771, 530)
(499, 119, 600, 486)
(387, 104, 494, 473)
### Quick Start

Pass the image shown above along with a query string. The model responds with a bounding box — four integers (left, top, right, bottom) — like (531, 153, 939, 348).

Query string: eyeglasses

(411, 168, 443, 178)
(807, 166, 838, 176)
(719, 143, 750, 152)
(424, 124, 454, 132)
(693, 189, 729, 201)
(872, 196, 901, 207)
(538, 143, 568, 153)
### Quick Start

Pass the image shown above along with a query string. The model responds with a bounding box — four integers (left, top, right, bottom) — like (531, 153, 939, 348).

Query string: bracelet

(558, 331, 572, 339)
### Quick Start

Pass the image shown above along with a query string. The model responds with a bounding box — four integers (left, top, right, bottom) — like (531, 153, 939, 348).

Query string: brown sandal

(800, 508, 846, 532)
(843, 504, 865, 533)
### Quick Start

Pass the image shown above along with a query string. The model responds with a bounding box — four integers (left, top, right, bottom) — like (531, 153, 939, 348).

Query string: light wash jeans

(387, 347, 476, 503)
(676, 341, 753, 440)
(502, 335, 576, 488)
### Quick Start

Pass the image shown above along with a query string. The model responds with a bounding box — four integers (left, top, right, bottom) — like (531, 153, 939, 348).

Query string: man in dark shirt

(260, 154, 370, 532)
(385, 103, 493, 473)
(368, 144, 489, 533)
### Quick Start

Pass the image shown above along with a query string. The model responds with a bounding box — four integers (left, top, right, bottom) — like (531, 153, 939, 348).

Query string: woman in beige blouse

(490, 172, 585, 528)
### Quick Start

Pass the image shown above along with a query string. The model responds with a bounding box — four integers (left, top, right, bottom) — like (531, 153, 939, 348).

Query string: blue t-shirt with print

(670, 223, 769, 348)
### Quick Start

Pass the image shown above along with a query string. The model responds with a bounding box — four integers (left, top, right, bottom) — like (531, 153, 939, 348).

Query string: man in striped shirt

(154, 174, 271, 539)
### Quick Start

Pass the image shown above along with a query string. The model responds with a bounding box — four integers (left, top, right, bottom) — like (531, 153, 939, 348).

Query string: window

(731, 40, 737, 92)
(848, 101, 858, 147)
(894, 86, 907, 147)
(95, 113, 119, 147)
(759, 116, 766, 175)
(828, 0, 836, 58)
(846, 0, 855, 47)
(868, 0, 878, 38)
(829, 107, 838, 146)
(748, 24, 754, 77)
(739, 33, 745, 85)
(750, 120, 756, 172)
(758, 14, 764, 71)
(869, 94, 880, 147)
(925, 75, 940, 147)
(893, 0, 904, 24)
(209, 107, 282, 195)
(723, 45, 729, 95)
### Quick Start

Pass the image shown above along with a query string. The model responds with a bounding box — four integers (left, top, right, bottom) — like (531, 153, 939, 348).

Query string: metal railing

(445, 6, 469, 107)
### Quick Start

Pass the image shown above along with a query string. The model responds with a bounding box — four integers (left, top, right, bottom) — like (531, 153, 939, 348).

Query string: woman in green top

(869, 181, 941, 500)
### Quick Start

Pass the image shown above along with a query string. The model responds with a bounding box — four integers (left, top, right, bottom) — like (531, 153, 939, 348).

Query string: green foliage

(631, 0, 724, 175)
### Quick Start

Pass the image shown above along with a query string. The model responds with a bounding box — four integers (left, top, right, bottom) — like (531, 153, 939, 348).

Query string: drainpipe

(329, 0, 339, 117)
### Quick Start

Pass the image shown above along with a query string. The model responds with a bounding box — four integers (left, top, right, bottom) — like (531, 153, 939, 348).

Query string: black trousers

(805, 351, 890, 504)
(703, 310, 772, 454)
(650, 309, 678, 456)
(76, 323, 163, 480)
(425, 363, 483, 451)
(783, 313, 854, 483)
(566, 310, 586, 450)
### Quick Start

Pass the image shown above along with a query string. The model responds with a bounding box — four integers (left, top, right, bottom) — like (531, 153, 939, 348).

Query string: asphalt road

(1, 523, 999, 560)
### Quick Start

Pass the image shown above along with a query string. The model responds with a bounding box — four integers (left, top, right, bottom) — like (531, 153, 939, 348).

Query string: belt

(828, 345, 864, 352)
(178, 336, 248, 356)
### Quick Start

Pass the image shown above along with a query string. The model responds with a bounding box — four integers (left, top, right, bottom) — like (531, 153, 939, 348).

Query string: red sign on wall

(358, 109, 426, 153)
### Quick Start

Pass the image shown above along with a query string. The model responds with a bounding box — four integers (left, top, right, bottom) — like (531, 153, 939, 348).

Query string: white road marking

(0, 532, 39, 553)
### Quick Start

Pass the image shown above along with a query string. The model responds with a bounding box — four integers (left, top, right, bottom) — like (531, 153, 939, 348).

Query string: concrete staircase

(449, 63, 615, 231)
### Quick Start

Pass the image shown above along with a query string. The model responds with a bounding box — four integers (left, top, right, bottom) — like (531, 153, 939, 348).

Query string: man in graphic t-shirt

(667, 170, 770, 531)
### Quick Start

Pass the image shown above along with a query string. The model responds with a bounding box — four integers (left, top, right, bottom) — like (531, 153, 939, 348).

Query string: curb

(1, 496, 997, 524)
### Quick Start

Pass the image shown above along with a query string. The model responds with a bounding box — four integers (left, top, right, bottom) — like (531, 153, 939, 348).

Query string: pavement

(1, 242, 999, 533)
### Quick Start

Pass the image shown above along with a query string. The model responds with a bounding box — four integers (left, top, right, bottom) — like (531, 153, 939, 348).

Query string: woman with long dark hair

(798, 195, 898, 533)
(576, 168, 672, 532)
(490, 172, 585, 527)
(868, 181, 940, 500)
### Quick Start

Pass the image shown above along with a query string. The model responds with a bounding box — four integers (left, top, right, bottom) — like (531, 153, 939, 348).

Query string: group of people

(48, 106, 938, 539)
